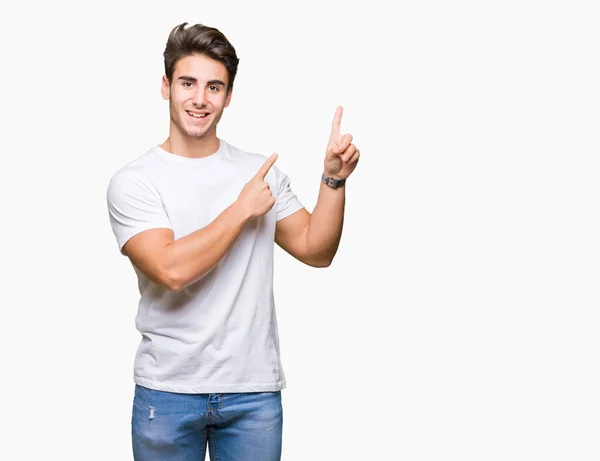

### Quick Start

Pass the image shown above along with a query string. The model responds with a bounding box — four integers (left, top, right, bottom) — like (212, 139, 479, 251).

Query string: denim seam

(200, 426, 207, 460)
(209, 426, 219, 461)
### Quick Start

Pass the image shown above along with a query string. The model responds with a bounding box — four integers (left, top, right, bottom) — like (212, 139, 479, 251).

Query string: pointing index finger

(255, 153, 278, 179)
(330, 106, 343, 139)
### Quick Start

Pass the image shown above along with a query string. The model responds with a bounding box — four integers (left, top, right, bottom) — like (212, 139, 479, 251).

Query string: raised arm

(275, 106, 360, 267)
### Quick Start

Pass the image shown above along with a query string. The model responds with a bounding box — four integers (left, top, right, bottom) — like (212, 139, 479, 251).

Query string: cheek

(211, 93, 228, 106)
(169, 88, 187, 104)
(173, 97, 186, 107)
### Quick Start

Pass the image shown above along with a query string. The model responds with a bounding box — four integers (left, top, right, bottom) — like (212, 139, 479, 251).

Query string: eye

(182, 81, 193, 88)
(209, 85, 220, 92)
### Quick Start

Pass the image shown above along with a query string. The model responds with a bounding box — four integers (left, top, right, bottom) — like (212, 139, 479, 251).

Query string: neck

(161, 125, 220, 159)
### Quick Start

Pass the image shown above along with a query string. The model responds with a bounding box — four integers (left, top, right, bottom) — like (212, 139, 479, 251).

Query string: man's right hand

(236, 153, 278, 220)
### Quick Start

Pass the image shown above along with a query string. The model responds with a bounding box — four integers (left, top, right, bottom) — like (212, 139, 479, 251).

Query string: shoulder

(107, 148, 161, 199)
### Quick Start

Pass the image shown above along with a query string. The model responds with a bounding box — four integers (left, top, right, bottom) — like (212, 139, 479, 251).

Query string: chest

(154, 166, 276, 239)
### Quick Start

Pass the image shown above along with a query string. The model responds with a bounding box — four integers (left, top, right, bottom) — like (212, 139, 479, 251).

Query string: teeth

(188, 112, 207, 118)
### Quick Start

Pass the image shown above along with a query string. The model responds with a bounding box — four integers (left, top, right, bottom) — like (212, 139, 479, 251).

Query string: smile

(187, 111, 209, 119)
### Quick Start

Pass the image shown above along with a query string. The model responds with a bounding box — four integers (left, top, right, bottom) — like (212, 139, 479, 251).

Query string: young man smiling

(107, 22, 360, 461)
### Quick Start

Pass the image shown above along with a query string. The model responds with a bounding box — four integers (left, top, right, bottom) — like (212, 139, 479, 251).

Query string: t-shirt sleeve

(273, 165, 304, 221)
(106, 170, 172, 253)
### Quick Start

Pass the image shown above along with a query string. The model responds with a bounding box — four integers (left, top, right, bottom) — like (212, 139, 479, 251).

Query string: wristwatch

(321, 173, 346, 189)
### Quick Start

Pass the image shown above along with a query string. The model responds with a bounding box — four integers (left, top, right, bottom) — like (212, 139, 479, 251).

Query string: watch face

(322, 174, 345, 188)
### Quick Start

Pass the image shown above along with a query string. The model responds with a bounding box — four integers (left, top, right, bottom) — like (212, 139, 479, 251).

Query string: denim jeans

(132, 384, 283, 460)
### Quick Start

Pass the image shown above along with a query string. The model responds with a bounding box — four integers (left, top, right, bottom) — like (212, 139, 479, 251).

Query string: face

(162, 54, 232, 140)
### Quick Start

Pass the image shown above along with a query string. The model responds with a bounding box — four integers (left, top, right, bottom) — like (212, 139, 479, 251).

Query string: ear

(161, 75, 170, 100)
(224, 87, 233, 108)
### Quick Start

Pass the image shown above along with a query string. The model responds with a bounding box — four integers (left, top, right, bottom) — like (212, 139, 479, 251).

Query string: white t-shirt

(106, 139, 304, 393)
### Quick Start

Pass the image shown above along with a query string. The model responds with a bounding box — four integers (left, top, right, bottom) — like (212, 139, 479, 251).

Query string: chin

(173, 118, 208, 139)
(186, 124, 212, 138)
(188, 130, 209, 139)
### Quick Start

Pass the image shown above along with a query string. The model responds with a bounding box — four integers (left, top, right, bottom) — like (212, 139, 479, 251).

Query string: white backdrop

(1, 1, 599, 460)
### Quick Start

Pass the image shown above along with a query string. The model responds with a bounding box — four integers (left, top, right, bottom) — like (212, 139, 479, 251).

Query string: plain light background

(1, 0, 599, 459)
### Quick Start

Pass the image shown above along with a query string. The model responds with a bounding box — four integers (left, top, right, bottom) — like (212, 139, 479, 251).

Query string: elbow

(304, 248, 337, 268)
(157, 274, 183, 293)
(159, 266, 212, 292)
(155, 266, 186, 293)
(319, 258, 333, 268)
(164, 279, 184, 293)
(129, 249, 188, 292)
(307, 256, 334, 268)
(312, 261, 331, 268)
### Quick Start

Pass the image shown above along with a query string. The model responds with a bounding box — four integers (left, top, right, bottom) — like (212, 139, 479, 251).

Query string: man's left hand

(323, 106, 360, 180)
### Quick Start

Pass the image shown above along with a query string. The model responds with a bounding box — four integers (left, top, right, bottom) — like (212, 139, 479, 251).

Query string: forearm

(305, 177, 346, 265)
(163, 203, 249, 291)
(284, 105, 358, 267)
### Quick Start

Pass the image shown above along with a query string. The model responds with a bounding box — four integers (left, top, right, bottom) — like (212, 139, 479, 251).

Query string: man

(107, 22, 359, 461)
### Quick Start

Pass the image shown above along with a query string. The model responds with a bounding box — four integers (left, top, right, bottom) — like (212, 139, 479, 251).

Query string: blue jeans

(132, 384, 283, 460)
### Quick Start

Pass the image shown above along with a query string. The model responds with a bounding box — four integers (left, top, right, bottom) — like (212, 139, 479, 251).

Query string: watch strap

(321, 173, 346, 188)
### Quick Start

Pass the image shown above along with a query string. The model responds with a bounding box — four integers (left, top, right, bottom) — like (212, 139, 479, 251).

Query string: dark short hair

(163, 22, 239, 91)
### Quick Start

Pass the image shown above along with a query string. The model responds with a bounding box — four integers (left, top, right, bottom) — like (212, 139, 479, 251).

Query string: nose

(192, 87, 209, 107)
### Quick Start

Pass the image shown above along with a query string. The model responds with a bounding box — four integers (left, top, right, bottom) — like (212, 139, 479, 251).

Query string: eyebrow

(177, 76, 226, 87)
